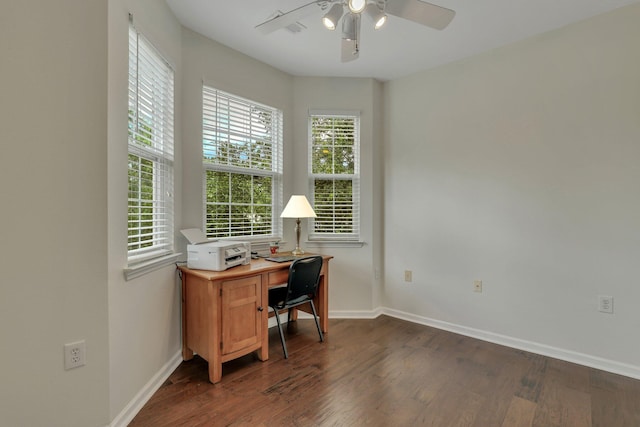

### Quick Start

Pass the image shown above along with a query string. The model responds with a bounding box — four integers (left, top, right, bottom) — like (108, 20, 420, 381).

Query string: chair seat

(269, 287, 313, 310)
(268, 285, 288, 308)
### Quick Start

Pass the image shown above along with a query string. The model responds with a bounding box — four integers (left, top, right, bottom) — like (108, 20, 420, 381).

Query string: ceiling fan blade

(385, 0, 455, 30)
(255, 1, 324, 35)
(341, 38, 359, 62)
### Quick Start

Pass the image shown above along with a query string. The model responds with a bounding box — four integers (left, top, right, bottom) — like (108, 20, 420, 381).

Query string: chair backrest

(285, 256, 323, 304)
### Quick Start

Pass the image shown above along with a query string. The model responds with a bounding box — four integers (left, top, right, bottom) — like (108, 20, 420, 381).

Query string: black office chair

(268, 256, 324, 359)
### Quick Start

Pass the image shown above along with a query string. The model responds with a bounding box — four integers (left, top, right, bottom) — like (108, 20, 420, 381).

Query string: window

(202, 87, 283, 239)
(127, 23, 175, 267)
(309, 111, 360, 240)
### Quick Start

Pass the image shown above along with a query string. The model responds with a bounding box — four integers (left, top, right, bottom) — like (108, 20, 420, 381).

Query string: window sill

(305, 240, 365, 248)
(124, 252, 183, 281)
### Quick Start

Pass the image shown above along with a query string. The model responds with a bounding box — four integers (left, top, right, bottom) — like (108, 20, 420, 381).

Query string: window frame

(126, 22, 176, 276)
(308, 110, 361, 241)
(201, 86, 284, 241)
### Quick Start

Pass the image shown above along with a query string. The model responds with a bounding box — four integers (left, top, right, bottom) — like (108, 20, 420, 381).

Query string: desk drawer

(268, 269, 288, 286)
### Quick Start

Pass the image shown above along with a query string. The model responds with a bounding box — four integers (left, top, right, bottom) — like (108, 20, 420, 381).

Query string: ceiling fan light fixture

(255, 0, 456, 63)
(322, 3, 344, 30)
(348, 0, 366, 14)
(365, 3, 387, 29)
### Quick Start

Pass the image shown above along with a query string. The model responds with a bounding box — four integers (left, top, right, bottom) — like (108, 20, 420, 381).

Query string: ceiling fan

(255, 0, 455, 62)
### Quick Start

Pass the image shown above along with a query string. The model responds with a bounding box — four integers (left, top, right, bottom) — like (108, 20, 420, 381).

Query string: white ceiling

(165, 0, 640, 81)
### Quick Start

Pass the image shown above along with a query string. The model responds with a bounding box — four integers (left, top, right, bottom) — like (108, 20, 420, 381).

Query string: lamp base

(291, 248, 305, 256)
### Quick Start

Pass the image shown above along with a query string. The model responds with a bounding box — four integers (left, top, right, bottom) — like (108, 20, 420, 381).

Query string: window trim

(124, 253, 181, 281)
(308, 109, 361, 241)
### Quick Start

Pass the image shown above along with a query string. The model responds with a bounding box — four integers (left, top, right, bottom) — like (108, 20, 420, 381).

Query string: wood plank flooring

(130, 316, 640, 426)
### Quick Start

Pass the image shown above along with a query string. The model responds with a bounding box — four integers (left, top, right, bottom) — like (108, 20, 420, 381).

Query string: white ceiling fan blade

(385, 0, 455, 30)
(341, 38, 359, 62)
(255, 1, 324, 35)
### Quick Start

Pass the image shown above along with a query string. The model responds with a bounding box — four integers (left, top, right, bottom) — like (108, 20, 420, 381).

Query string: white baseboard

(329, 308, 383, 319)
(379, 307, 640, 380)
(109, 350, 183, 427)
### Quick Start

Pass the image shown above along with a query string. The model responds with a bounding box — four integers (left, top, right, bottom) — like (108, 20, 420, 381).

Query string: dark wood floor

(130, 316, 640, 426)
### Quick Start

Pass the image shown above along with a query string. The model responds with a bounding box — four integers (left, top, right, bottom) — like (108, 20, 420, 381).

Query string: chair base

(271, 301, 324, 359)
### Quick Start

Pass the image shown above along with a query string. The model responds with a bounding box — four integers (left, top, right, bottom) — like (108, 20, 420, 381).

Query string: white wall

(180, 28, 294, 241)
(0, 1, 110, 426)
(107, 0, 183, 422)
(383, 3, 640, 372)
(292, 77, 384, 313)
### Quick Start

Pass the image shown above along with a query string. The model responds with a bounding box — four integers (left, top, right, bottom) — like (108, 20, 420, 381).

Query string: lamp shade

(281, 195, 317, 218)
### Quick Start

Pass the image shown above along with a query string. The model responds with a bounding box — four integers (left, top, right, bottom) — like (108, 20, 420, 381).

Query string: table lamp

(280, 195, 317, 256)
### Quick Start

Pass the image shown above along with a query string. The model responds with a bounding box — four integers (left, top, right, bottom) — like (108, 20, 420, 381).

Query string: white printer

(181, 228, 251, 271)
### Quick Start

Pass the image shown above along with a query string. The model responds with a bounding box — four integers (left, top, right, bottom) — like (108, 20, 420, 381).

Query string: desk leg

(209, 282, 222, 384)
(209, 362, 222, 384)
(318, 271, 328, 333)
(181, 274, 194, 361)
(182, 346, 194, 361)
(257, 273, 269, 361)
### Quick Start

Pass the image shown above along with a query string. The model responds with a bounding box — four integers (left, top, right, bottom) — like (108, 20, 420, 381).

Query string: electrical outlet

(64, 340, 86, 370)
(404, 270, 412, 282)
(598, 295, 613, 314)
(473, 280, 482, 293)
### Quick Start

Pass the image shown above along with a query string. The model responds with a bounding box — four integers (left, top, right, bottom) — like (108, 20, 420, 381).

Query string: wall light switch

(404, 270, 412, 282)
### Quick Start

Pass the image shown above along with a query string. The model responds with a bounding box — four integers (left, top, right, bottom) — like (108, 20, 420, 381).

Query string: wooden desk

(178, 254, 332, 383)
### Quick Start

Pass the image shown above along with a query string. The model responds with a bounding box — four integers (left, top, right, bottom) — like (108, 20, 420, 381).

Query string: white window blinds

(127, 24, 175, 265)
(202, 86, 283, 239)
(309, 112, 360, 240)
